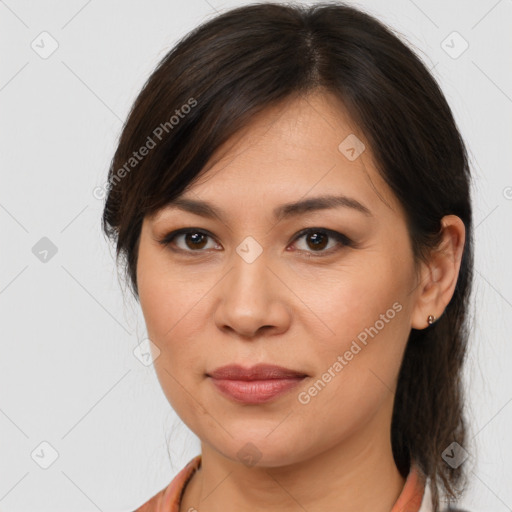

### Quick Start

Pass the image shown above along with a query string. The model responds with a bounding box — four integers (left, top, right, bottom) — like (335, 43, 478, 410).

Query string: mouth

(206, 363, 308, 404)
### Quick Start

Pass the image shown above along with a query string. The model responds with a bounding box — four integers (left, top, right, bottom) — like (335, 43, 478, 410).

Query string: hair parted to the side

(101, 3, 473, 510)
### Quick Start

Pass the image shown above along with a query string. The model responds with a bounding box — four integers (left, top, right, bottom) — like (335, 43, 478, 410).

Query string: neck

(180, 400, 406, 512)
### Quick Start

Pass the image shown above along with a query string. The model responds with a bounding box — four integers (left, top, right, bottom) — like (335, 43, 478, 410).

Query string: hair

(101, 2, 473, 510)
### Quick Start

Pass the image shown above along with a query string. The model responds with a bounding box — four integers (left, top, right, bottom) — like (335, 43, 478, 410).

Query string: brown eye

(158, 227, 353, 257)
(291, 228, 353, 257)
(158, 229, 218, 252)
(304, 231, 329, 251)
(182, 232, 209, 250)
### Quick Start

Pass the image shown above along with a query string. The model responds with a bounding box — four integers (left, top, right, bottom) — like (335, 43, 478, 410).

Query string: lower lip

(209, 377, 306, 404)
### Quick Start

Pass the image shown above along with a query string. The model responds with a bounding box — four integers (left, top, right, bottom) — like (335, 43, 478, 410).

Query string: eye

(157, 227, 353, 257)
(158, 228, 220, 253)
(289, 228, 353, 257)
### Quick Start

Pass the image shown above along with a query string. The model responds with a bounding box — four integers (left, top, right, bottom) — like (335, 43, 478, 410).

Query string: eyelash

(157, 227, 355, 258)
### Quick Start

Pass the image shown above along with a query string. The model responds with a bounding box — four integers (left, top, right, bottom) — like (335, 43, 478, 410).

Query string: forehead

(202, 91, 363, 175)
(153, 91, 403, 222)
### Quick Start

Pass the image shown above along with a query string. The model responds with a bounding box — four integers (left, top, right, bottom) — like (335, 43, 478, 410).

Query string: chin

(211, 432, 307, 468)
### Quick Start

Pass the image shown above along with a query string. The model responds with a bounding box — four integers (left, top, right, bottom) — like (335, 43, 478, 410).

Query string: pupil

(308, 232, 327, 250)
(187, 232, 207, 249)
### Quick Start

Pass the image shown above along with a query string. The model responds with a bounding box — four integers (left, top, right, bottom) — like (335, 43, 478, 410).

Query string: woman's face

(136, 91, 425, 467)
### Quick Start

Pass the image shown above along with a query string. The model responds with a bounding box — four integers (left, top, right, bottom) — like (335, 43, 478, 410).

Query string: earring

(427, 314, 436, 325)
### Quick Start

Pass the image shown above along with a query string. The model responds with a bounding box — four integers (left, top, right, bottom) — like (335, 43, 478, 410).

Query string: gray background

(1, 0, 511, 510)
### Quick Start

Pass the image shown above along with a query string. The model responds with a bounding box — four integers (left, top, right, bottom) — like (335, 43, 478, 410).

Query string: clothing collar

(391, 461, 433, 512)
(138, 455, 433, 512)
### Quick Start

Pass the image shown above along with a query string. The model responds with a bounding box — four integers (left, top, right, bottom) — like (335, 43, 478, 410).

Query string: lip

(207, 363, 307, 380)
(207, 364, 307, 404)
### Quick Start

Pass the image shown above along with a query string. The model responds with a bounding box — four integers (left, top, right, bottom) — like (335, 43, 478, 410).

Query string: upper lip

(207, 364, 307, 381)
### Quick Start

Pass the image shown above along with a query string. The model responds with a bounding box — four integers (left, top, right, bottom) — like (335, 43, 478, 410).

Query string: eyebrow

(163, 194, 373, 222)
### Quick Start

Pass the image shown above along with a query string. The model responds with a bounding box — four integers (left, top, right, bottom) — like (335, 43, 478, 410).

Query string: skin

(136, 89, 465, 512)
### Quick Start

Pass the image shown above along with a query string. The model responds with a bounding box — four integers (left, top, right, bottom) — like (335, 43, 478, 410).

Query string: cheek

(292, 277, 411, 447)
(302, 257, 409, 347)
(136, 244, 216, 404)
(298, 249, 414, 401)
(137, 240, 204, 344)
(137, 258, 208, 422)
(138, 275, 205, 371)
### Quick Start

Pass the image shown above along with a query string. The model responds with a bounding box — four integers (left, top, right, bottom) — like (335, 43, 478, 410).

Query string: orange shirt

(133, 455, 431, 512)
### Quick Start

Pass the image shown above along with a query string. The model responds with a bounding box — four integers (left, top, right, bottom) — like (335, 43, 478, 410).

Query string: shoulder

(132, 487, 166, 512)
(415, 466, 471, 512)
(132, 455, 202, 512)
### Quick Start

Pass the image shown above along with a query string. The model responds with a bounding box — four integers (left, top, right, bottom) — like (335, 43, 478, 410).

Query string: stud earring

(427, 314, 436, 325)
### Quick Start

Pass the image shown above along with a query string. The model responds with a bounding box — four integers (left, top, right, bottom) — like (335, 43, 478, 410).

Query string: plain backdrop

(1, 0, 511, 510)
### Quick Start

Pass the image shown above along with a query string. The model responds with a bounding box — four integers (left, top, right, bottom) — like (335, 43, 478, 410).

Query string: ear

(411, 215, 466, 329)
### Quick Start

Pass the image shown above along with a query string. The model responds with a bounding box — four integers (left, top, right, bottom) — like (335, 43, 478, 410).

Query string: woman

(101, 3, 473, 511)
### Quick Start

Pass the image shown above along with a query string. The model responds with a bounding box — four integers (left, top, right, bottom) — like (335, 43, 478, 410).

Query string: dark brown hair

(102, 2, 473, 509)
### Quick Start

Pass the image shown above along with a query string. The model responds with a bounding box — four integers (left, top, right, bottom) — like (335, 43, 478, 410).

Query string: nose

(213, 250, 292, 340)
